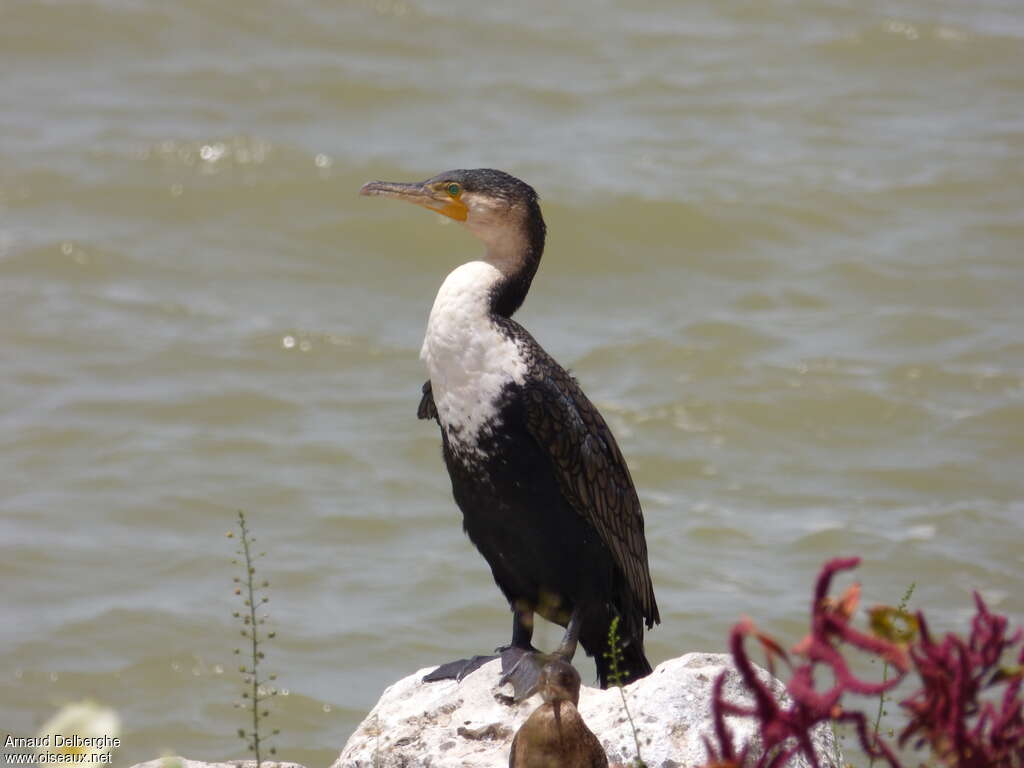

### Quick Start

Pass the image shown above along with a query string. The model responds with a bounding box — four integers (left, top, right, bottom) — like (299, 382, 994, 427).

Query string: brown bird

(509, 659, 608, 768)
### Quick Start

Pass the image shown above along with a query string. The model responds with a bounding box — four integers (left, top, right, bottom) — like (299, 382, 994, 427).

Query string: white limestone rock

(334, 652, 841, 768)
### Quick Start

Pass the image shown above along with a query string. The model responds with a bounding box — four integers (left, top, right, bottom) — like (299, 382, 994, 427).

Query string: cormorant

(509, 659, 608, 768)
(359, 169, 659, 695)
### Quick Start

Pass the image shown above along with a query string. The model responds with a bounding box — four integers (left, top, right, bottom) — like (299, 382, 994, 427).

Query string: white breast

(420, 261, 528, 456)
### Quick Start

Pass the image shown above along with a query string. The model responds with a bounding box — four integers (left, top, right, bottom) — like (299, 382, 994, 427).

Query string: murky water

(2, 0, 1022, 765)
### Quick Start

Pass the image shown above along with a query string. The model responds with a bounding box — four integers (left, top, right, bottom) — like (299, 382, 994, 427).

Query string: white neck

(464, 215, 529, 278)
(419, 261, 528, 456)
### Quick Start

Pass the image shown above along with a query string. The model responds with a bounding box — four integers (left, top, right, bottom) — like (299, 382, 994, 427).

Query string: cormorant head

(360, 168, 546, 268)
(539, 659, 582, 707)
(361, 168, 547, 317)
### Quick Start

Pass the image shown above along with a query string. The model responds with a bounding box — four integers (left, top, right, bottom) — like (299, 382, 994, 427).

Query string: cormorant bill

(360, 169, 659, 697)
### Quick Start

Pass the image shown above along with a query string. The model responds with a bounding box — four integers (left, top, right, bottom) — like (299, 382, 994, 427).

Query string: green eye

(446, 183, 461, 197)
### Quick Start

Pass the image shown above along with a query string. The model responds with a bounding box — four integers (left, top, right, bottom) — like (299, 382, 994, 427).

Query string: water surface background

(2, 0, 1023, 765)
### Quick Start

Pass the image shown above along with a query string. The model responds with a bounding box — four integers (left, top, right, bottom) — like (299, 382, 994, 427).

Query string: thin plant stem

(606, 616, 647, 768)
(868, 581, 916, 768)
(239, 512, 263, 768)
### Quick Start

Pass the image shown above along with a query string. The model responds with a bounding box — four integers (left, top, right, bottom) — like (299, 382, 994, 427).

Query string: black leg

(499, 606, 583, 701)
(510, 608, 534, 649)
(496, 607, 536, 653)
(553, 607, 581, 660)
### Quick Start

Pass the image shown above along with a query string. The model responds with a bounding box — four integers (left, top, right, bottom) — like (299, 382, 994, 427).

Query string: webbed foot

(423, 609, 541, 689)
(498, 647, 547, 701)
(422, 653, 498, 683)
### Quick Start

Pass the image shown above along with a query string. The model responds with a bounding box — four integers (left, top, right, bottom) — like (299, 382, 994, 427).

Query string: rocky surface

(125, 653, 840, 768)
(334, 652, 840, 768)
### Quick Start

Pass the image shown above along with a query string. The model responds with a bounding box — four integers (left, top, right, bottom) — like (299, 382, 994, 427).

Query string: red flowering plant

(701, 557, 1023, 768)
(900, 593, 1024, 767)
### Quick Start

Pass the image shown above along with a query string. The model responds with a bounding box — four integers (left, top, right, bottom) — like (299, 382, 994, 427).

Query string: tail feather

(593, 634, 652, 688)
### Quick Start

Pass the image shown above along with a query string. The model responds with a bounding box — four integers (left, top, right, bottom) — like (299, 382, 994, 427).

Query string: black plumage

(420, 328, 658, 685)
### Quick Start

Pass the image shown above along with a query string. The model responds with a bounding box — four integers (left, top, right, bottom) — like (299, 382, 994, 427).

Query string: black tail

(593, 632, 653, 688)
